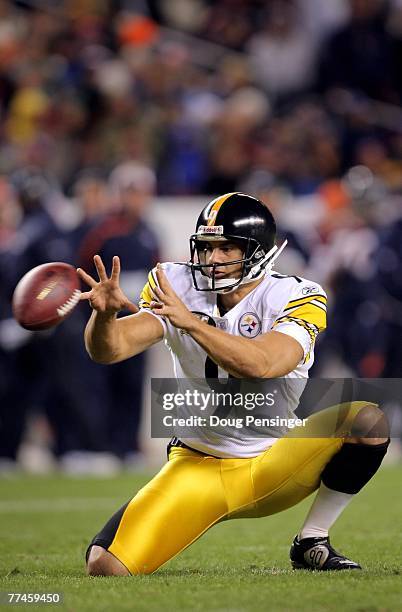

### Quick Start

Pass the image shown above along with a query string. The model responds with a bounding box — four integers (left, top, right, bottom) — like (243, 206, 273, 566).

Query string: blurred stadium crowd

(1, 0, 402, 472)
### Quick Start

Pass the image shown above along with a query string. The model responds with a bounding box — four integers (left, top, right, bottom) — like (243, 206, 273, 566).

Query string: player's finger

(155, 265, 174, 295)
(110, 256, 121, 282)
(125, 301, 139, 314)
(94, 255, 108, 282)
(150, 300, 164, 312)
(79, 290, 93, 300)
(77, 268, 97, 288)
(152, 284, 166, 302)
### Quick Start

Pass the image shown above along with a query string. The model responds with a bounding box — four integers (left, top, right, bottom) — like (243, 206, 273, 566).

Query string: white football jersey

(140, 263, 327, 458)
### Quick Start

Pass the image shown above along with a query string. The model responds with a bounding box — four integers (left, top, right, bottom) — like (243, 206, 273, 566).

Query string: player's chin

(212, 272, 240, 282)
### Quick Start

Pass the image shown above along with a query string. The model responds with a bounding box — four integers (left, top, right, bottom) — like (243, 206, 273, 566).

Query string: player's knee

(86, 545, 109, 576)
(86, 545, 130, 577)
(350, 404, 389, 444)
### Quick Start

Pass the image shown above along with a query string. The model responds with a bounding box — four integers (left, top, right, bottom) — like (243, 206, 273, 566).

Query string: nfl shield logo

(238, 312, 262, 338)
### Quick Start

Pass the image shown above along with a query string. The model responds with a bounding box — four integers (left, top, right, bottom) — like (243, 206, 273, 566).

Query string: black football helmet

(189, 192, 286, 293)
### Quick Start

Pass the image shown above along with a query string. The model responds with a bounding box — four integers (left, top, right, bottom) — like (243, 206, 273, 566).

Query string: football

(12, 262, 81, 331)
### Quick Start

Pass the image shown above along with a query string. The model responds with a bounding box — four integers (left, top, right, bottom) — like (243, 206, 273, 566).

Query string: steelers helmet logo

(238, 312, 262, 338)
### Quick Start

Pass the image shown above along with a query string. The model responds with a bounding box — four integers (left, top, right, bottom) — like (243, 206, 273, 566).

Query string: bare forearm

(84, 310, 122, 363)
(84, 310, 164, 364)
(187, 319, 268, 378)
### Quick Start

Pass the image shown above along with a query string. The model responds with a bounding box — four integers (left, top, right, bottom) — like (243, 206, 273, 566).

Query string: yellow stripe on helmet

(206, 193, 236, 226)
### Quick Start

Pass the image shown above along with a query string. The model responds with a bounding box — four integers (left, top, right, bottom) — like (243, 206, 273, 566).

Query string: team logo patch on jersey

(238, 312, 262, 338)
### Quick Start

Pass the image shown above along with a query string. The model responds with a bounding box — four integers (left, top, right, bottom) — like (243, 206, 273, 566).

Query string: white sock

(299, 483, 355, 540)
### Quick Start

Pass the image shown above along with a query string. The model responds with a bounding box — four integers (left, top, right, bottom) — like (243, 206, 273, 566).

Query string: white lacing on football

(57, 289, 81, 317)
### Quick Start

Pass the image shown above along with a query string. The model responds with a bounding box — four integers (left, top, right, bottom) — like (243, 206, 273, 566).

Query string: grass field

(0, 465, 401, 612)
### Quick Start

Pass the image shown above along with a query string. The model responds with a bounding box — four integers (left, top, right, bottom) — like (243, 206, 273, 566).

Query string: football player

(78, 193, 389, 576)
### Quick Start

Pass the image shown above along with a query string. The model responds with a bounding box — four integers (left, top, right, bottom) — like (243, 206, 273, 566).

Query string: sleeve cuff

(139, 308, 167, 339)
(272, 321, 312, 360)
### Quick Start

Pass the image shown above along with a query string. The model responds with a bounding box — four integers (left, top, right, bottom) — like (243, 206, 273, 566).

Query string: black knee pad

(85, 500, 129, 564)
(321, 439, 390, 494)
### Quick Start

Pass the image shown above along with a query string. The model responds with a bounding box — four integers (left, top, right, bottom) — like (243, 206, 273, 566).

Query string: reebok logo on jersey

(302, 286, 319, 295)
(238, 313, 262, 338)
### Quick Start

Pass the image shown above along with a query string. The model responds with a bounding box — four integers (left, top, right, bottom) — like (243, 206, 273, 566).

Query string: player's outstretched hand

(77, 255, 138, 315)
(151, 264, 197, 331)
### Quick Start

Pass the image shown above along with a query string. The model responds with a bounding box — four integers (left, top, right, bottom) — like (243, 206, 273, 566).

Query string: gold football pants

(90, 401, 373, 574)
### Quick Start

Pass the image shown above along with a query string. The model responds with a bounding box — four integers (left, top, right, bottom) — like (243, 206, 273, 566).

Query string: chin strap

(209, 239, 288, 294)
(208, 279, 237, 293)
(249, 239, 288, 278)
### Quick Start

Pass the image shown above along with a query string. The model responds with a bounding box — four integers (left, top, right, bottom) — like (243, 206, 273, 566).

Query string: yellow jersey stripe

(148, 269, 157, 290)
(139, 282, 153, 308)
(140, 267, 160, 308)
(207, 193, 235, 226)
(284, 299, 327, 315)
(273, 316, 318, 341)
(275, 304, 326, 332)
(290, 304, 326, 331)
(285, 294, 327, 308)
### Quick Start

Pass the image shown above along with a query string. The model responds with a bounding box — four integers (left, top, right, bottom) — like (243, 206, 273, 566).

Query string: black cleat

(290, 535, 362, 571)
